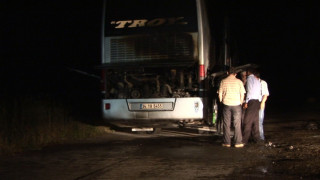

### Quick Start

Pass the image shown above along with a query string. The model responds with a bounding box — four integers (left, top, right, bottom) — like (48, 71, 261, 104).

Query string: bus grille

(104, 33, 196, 64)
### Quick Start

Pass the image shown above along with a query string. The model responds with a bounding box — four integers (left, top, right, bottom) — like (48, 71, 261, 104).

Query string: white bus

(100, 0, 224, 132)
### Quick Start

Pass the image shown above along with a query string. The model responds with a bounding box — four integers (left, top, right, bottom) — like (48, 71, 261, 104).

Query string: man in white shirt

(242, 68, 262, 144)
(255, 72, 269, 141)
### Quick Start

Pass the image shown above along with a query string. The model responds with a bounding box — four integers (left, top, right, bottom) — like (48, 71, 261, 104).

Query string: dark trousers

(222, 104, 242, 145)
(242, 99, 260, 144)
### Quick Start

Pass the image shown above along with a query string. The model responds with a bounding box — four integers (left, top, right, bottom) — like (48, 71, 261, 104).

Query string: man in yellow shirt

(219, 67, 246, 148)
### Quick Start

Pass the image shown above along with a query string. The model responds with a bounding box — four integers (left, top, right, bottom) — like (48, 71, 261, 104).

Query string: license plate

(141, 103, 164, 109)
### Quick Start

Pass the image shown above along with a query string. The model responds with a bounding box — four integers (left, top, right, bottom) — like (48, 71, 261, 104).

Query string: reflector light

(105, 103, 111, 110)
(199, 65, 205, 77)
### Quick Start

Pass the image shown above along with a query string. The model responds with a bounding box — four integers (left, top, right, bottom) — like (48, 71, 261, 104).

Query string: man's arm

(239, 81, 246, 105)
(260, 95, 268, 109)
(260, 80, 269, 109)
(240, 93, 245, 105)
(218, 81, 224, 102)
(218, 89, 223, 103)
(245, 76, 254, 103)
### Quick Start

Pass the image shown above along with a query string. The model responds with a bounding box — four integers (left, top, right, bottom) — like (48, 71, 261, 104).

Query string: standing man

(219, 67, 246, 148)
(242, 68, 262, 145)
(255, 72, 269, 141)
(240, 71, 247, 128)
(240, 71, 247, 85)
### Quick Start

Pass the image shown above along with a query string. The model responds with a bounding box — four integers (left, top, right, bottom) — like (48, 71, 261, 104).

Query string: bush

(0, 95, 109, 155)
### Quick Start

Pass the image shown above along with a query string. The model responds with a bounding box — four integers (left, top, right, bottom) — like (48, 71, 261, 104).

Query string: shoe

(234, 143, 244, 148)
(222, 143, 231, 147)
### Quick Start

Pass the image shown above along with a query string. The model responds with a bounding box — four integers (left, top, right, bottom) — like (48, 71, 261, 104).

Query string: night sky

(210, 0, 320, 111)
(2, 0, 320, 112)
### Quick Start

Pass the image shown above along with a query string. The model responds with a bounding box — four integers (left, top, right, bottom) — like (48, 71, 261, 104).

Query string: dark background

(210, 0, 320, 112)
(2, 0, 320, 113)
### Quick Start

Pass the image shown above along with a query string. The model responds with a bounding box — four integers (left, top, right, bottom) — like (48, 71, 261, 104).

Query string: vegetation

(0, 95, 110, 155)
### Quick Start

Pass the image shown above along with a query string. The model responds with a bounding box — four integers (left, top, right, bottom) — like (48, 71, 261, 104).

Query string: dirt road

(0, 111, 319, 180)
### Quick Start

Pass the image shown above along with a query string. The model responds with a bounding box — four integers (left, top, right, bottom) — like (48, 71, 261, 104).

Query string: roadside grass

(0, 96, 111, 155)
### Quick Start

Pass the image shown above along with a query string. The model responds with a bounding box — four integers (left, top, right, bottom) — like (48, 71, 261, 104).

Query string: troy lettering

(110, 17, 187, 29)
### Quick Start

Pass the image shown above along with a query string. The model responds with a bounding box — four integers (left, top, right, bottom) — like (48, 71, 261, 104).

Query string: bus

(100, 0, 224, 132)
